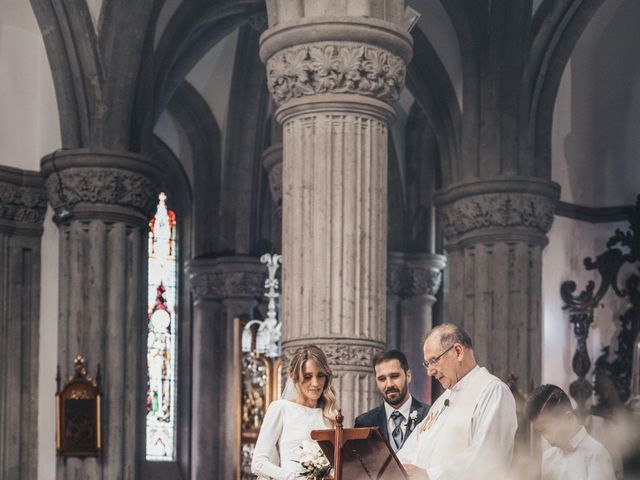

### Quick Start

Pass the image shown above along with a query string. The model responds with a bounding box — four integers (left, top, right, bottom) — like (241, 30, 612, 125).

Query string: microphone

(444, 399, 450, 408)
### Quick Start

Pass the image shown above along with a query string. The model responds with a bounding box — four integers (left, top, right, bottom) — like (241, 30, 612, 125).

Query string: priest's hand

(403, 464, 429, 480)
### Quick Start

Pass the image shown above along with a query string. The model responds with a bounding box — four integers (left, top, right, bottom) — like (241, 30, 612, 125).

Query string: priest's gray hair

(425, 323, 473, 349)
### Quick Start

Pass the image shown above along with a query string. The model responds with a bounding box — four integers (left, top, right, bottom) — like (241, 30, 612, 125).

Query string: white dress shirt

(397, 366, 517, 480)
(542, 427, 616, 480)
(251, 399, 329, 480)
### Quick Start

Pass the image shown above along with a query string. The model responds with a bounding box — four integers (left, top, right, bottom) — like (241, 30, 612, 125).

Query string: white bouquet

(296, 439, 332, 480)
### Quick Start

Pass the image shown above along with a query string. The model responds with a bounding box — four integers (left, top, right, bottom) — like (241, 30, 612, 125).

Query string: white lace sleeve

(251, 401, 297, 480)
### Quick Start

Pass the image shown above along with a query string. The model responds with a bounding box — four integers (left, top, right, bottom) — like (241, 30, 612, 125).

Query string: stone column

(186, 256, 264, 480)
(400, 253, 446, 402)
(261, 137, 283, 251)
(0, 166, 47, 480)
(386, 252, 407, 350)
(385, 252, 446, 402)
(40, 150, 160, 480)
(435, 178, 559, 387)
(260, 0, 413, 424)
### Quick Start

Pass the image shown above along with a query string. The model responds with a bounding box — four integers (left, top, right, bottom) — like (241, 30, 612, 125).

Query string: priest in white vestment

(397, 323, 518, 480)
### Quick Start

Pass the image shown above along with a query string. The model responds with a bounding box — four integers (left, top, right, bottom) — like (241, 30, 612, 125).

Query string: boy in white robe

(524, 384, 616, 480)
(397, 323, 517, 480)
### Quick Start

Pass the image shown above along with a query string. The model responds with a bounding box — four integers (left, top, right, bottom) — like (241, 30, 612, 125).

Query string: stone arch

(137, 1, 265, 150)
(219, 24, 271, 255)
(528, 0, 607, 178)
(388, 131, 406, 252)
(404, 102, 441, 253)
(31, 0, 168, 150)
(30, 0, 104, 147)
(406, 26, 461, 187)
(167, 81, 222, 256)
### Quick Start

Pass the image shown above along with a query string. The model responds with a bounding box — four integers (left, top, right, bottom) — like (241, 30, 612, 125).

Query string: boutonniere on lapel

(408, 410, 419, 430)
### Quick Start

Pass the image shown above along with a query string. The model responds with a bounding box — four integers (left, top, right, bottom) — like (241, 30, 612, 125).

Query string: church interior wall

(37, 207, 58, 480)
(591, 0, 640, 207)
(553, 0, 640, 208)
(542, 0, 639, 400)
(0, 1, 60, 171)
(1, 3, 61, 479)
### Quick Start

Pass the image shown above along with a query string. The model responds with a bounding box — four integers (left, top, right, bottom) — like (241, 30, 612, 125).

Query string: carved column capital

(260, 4, 412, 111)
(0, 166, 47, 235)
(263, 42, 408, 106)
(40, 149, 162, 226)
(404, 253, 447, 298)
(387, 251, 410, 297)
(434, 178, 560, 249)
(388, 252, 447, 299)
(186, 256, 265, 303)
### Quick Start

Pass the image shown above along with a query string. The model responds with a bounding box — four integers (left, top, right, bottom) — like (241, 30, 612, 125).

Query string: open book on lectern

(311, 425, 409, 480)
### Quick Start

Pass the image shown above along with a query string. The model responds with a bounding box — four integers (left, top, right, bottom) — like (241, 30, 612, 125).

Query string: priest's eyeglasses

(422, 344, 455, 369)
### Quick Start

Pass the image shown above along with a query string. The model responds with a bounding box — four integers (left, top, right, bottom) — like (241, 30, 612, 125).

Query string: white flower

(296, 440, 332, 480)
(408, 410, 419, 429)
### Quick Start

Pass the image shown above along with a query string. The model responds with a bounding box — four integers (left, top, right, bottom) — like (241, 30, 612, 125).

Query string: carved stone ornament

(387, 260, 411, 297)
(267, 162, 283, 205)
(44, 168, 159, 219)
(410, 266, 442, 297)
(282, 341, 383, 369)
(189, 271, 265, 302)
(438, 193, 556, 240)
(387, 254, 446, 298)
(265, 42, 406, 105)
(248, 12, 268, 33)
(0, 183, 47, 225)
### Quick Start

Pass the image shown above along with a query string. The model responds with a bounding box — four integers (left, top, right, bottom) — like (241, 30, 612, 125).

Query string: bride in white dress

(251, 345, 338, 480)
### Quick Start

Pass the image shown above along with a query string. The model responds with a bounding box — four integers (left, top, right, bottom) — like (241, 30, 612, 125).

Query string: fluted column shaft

(186, 256, 264, 480)
(386, 252, 446, 402)
(400, 253, 446, 401)
(41, 150, 160, 480)
(260, 0, 412, 423)
(435, 178, 560, 388)
(280, 102, 391, 422)
(0, 166, 47, 480)
(386, 252, 406, 350)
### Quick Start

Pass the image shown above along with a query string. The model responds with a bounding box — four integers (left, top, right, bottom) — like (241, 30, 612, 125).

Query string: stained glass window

(146, 192, 178, 461)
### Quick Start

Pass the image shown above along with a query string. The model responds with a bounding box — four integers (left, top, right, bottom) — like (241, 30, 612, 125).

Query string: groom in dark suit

(354, 350, 429, 452)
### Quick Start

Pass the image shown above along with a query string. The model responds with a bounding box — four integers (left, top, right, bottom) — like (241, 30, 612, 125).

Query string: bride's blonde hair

(288, 345, 338, 427)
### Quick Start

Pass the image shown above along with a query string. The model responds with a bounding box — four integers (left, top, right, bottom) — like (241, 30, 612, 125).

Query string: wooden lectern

(311, 411, 409, 480)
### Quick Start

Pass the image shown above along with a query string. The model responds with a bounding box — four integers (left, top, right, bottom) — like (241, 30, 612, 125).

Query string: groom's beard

(383, 384, 409, 406)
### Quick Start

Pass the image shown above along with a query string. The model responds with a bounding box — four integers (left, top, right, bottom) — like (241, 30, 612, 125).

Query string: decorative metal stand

(561, 195, 640, 418)
(55, 356, 102, 457)
(238, 254, 283, 480)
(241, 253, 283, 359)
